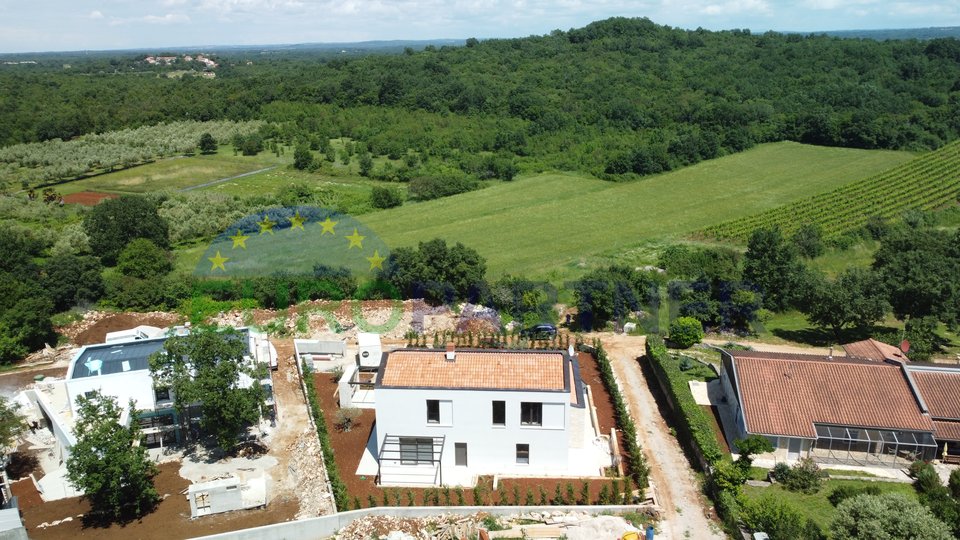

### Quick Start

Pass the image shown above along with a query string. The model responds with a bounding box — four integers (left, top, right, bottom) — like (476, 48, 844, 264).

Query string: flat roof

(70, 338, 168, 379)
(728, 351, 933, 438)
(378, 348, 568, 392)
(70, 328, 250, 380)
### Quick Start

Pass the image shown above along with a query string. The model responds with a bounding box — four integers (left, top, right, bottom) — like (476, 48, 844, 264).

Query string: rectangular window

(492, 401, 506, 426)
(455, 443, 467, 466)
(155, 387, 171, 401)
(520, 402, 542, 426)
(399, 437, 434, 465)
(516, 444, 529, 464)
(426, 400, 440, 424)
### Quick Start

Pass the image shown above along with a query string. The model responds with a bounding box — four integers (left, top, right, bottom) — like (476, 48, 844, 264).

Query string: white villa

(24, 325, 276, 464)
(367, 344, 612, 487)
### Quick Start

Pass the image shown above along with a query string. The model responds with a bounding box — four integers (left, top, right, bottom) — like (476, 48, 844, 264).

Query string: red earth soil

(61, 191, 118, 206)
(11, 462, 298, 540)
(69, 313, 186, 346)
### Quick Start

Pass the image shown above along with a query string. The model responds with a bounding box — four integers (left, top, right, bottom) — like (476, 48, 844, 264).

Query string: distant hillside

(813, 27, 960, 41)
(699, 140, 960, 243)
(2, 17, 959, 180)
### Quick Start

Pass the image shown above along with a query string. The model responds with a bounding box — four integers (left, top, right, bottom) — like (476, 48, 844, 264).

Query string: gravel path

(594, 334, 726, 539)
(702, 337, 845, 356)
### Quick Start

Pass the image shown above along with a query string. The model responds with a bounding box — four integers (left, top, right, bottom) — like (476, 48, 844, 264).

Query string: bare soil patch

(11, 462, 298, 540)
(62, 311, 185, 346)
(61, 191, 118, 206)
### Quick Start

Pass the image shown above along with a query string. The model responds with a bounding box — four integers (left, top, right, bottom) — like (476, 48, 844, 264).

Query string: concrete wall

(189, 480, 245, 517)
(189, 505, 646, 540)
(375, 387, 571, 483)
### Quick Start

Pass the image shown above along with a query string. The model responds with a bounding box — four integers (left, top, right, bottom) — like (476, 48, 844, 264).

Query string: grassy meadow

(360, 142, 912, 280)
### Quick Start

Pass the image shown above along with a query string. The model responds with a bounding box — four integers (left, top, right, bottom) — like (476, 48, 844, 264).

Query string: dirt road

(595, 334, 725, 540)
(702, 337, 844, 356)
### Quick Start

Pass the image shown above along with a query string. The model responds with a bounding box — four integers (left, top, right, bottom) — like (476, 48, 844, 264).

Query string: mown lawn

(360, 142, 912, 280)
(57, 149, 281, 195)
(742, 479, 918, 532)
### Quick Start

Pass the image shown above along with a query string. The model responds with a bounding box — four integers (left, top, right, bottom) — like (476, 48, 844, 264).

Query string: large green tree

(66, 392, 158, 522)
(116, 238, 173, 279)
(800, 268, 890, 338)
(743, 227, 808, 311)
(83, 195, 169, 266)
(873, 226, 960, 326)
(43, 254, 105, 311)
(149, 327, 265, 451)
(381, 238, 486, 305)
(831, 493, 952, 540)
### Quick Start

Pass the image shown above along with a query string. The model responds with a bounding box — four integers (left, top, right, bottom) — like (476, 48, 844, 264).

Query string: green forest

(2, 17, 960, 182)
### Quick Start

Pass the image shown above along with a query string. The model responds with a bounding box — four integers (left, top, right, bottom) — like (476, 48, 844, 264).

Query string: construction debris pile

(332, 511, 647, 540)
(290, 431, 335, 519)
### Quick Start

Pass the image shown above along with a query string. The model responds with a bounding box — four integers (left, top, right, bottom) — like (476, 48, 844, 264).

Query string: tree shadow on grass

(770, 324, 900, 348)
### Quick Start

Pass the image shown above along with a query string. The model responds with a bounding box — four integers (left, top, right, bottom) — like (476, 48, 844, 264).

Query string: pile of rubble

(334, 513, 483, 540)
(289, 430, 335, 519)
(20, 344, 75, 367)
(332, 511, 648, 540)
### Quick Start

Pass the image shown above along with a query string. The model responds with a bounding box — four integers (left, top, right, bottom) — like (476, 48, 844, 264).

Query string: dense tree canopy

(83, 195, 169, 266)
(743, 227, 807, 311)
(2, 18, 958, 182)
(66, 392, 159, 522)
(831, 493, 952, 540)
(380, 238, 487, 305)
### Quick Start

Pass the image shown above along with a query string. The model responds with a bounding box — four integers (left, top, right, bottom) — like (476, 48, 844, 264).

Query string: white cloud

(701, 0, 770, 16)
(108, 13, 191, 26)
(88, 10, 104, 19)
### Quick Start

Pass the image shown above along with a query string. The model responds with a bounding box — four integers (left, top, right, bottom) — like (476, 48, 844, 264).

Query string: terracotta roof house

(843, 338, 910, 363)
(904, 363, 960, 460)
(718, 349, 940, 467)
(371, 345, 609, 486)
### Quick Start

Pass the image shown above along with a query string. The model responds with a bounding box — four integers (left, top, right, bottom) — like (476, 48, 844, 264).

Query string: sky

(0, 1, 958, 54)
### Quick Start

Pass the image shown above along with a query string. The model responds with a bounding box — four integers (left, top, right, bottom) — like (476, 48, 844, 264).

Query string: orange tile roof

(730, 351, 933, 438)
(379, 349, 567, 392)
(843, 338, 910, 362)
(933, 420, 960, 442)
(909, 367, 960, 420)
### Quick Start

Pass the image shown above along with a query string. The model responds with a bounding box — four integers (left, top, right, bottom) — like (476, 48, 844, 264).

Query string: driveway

(593, 333, 726, 539)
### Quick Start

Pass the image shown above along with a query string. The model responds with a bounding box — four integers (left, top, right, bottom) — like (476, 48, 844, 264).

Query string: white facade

(371, 349, 607, 487)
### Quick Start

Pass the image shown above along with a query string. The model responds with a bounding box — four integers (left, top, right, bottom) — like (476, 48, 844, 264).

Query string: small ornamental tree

(734, 434, 774, 474)
(66, 392, 158, 522)
(668, 316, 704, 348)
(0, 396, 26, 450)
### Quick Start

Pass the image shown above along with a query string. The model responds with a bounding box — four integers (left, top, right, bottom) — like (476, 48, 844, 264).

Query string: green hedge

(302, 361, 349, 511)
(645, 335, 724, 466)
(586, 340, 650, 488)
